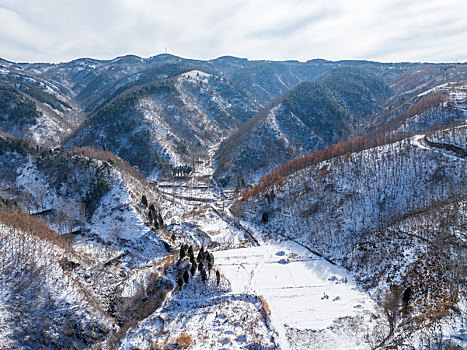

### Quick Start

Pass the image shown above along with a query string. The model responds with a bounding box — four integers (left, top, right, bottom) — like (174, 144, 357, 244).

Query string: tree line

(240, 131, 412, 200)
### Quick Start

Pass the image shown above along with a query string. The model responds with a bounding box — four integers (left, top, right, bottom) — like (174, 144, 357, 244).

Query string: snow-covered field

(215, 242, 374, 330)
(215, 241, 377, 349)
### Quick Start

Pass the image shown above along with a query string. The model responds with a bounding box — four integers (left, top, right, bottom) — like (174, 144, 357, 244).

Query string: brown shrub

(175, 333, 194, 349)
(259, 295, 271, 316)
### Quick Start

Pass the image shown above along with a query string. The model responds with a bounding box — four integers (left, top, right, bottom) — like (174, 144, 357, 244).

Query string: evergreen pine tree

(190, 262, 197, 276)
(197, 249, 204, 262)
(177, 276, 183, 290)
(179, 245, 186, 259)
(198, 261, 204, 273)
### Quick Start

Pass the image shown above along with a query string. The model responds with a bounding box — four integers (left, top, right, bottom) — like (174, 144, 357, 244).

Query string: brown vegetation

(405, 92, 446, 120)
(0, 209, 67, 249)
(72, 146, 146, 182)
(241, 132, 409, 200)
(258, 295, 271, 316)
(175, 333, 194, 349)
(391, 67, 440, 92)
(0, 129, 17, 140)
(72, 146, 119, 162)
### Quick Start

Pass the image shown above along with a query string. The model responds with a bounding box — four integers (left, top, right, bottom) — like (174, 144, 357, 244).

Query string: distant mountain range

(2, 54, 465, 180)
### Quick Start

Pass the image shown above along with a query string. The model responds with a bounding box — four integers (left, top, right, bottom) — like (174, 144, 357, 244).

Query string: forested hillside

(1, 54, 466, 350)
(214, 67, 394, 184)
(68, 71, 260, 176)
(0, 70, 80, 146)
(232, 124, 466, 347)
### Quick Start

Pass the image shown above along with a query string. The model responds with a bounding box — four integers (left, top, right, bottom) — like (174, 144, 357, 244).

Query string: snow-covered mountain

(214, 67, 392, 183)
(3, 55, 462, 179)
(214, 66, 467, 185)
(1, 55, 466, 350)
(0, 66, 84, 146)
(67, 70, 261, 176)
(232, 123, 467, 348)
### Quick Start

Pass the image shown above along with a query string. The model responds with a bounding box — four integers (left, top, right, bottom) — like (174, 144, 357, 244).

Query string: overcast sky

(1, 0, 466, 63)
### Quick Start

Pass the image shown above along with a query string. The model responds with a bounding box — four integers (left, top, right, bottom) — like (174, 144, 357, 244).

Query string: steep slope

(232, 124, 466, 348)
(366, 64, 467, 136)
(233, 125, 466, 258)
(214, 56, 332, 103)
(0, 133, 183, 349)
(0, 211, 115, 349)
(214, 67, 393, 184)
(392, 84, 466, 134)
(21, 56, 162, 111)
(0, 131, 283, 349)
(0, 134, 171, 265)
(116, 268, 277, 350)
(0, 66, 84, 146)
(2, 55, 466, 349)
(2, 55, 446, 172)
(68, 70, 261, 176)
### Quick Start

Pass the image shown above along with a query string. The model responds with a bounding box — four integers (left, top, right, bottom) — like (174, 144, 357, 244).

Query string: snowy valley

(0, 55, 466, 350)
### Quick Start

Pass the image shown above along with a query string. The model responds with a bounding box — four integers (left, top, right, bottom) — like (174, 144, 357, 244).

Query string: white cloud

(0, 0, 466, 63)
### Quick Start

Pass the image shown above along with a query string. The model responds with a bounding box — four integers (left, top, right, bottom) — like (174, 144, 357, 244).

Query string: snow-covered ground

(107, 147, 382, 349)
(3, 120, 465, 349)
(215, 241, 377, 349)
(115, 121, 466, 349)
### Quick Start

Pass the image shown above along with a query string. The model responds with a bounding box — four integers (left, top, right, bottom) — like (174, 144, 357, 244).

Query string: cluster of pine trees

(141, 195, 164, 230)
(0, 86, 39, 126)
(176, 244, 220, 290)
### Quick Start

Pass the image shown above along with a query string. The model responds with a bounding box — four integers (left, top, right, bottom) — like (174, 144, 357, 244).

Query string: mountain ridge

(1, 54, 466, 350)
